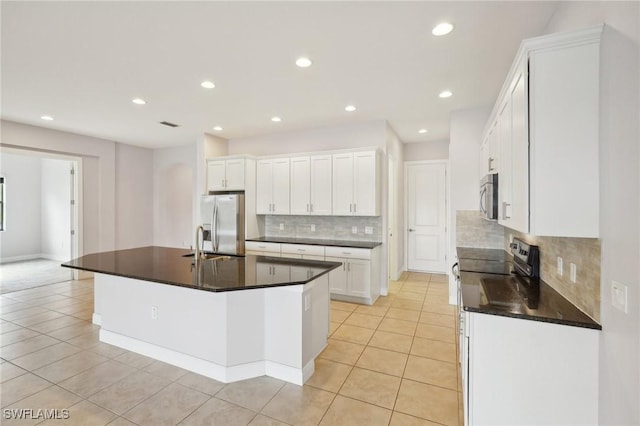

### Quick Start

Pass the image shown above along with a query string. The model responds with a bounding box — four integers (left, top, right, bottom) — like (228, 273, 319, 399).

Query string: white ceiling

(1, 1, 558, 149)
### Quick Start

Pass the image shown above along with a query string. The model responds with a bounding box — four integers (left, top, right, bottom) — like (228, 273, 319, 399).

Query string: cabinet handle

(221, 179, 225, 187)
(488, 157, 494, 172)
(310, 204, 313, 213)
(347, 262, 351, 272)
(502, 202, 511, 219)
(349, 204, 352, 213)
(343, 262, 346, 271)
(307, 203, 309, 212)
(297, 248, 305, 252)
(354, 204, 357, 213)
(342, 252, 352, 255)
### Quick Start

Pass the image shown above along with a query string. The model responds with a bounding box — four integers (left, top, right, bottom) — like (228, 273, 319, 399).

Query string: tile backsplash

(264, 215, 382, 242)
(456, 210, 504, 248)
(505, 230, 601, 323)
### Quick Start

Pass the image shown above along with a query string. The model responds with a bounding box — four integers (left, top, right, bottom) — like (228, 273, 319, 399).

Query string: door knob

(408, 228, 415, 232)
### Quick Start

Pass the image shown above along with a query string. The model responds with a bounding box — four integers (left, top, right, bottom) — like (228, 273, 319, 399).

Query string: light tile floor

(0, 272, 462, 425)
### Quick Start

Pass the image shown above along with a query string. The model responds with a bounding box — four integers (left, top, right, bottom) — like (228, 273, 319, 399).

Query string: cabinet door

(207, 160, 226, 192)
(225, 159, 245, 190)
(310, 154, 332, 215)
(353, 151, 378, 216)
(510, 65, 530, 233)
(498, 97, 512, 226)
(326, 256, 348, 295)
(479, 139, 490, 179)
(488, 123, 499, 174)
(332, 153, 354, 215)
(290, 156, 311, 215)
(272, 158, 290, 214)
(347, 258, 371, 298)
(256, 160, 273, 214)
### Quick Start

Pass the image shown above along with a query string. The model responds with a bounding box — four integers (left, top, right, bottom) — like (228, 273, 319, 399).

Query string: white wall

(228, 120, 387, 156)
(0, 153, 42, 261)
(153, 144, 196, 248)
(1, 120, 115, 255)
(447, 106, 492, 300)
(40, 158, 71, 261)
(115, 144, 154, 250)
(543, 3, 640, 424)
(403, 140, 450, 161)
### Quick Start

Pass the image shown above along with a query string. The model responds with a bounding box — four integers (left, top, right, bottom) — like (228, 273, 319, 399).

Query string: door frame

(0, 146, 83, 280)
(404, 160, 450, 273)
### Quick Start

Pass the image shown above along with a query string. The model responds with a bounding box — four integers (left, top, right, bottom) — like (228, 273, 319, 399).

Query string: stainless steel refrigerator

(200, 192, 245, 255)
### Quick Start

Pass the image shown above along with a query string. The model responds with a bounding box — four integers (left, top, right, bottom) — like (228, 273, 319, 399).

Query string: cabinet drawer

(245, 241, 281, 254)
(325, 246, 371, 260)
(281, 244, 325, 257)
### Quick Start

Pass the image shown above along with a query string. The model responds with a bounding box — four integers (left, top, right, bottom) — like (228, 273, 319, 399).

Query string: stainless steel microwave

(480, 174, 499, 220)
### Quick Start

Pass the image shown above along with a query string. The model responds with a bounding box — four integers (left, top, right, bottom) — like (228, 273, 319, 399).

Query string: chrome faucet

(195, 225, 204, 265)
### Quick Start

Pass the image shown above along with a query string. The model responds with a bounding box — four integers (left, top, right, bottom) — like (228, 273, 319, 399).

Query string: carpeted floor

(0, 258, 72, 294)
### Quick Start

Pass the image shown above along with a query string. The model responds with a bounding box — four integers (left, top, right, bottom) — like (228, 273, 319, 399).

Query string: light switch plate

(310, 224, 316, 232)
(365, 226, 373, 235)
(557, 257, 563, 276)
(352, 226, 358, 234)
(569, 263, 577, 283)
(279, 223, 284, 231)
(611, 281, 628, 313)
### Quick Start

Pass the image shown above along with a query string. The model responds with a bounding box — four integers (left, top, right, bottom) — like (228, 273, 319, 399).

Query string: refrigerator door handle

(212, 203, 219, 252)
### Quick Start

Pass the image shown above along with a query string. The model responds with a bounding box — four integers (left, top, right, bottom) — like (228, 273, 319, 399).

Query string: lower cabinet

(325, 246, 380, 305)
(461, 311, 599, 425)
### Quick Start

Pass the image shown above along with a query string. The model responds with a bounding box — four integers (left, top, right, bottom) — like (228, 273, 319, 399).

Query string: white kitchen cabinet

(281, 244, 325, 259)
(245, 241, 281, 256)
(325, 246, 380, 305)
(332, 151, 379, 216)
(479, 125, 498, 178)
(462, 311, 598, 425)
(289, 155, 332, 216)
(207, 158, 246, 191)
(256, 158, 290, 215)
(485, 25, 601, 237)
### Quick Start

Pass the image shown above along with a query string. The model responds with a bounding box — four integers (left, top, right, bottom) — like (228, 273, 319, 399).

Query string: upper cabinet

(207, 158, 246, 191)
(487, 25, 602, 238)
(256, 158, 290, 215)
(290, 155, 332, 215)
(332, 151, 380, 216)
(479, 123, 499, 178)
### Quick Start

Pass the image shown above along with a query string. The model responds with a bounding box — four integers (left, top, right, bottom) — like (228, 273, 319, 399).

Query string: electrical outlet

(365, 226, 373, 235)
(151, 306, 158, 320)
(557, 257, 563, 276)
(279, 223, 284, 231)
(310, 224, 316, 232)
(611, 281, 628, 313)
(351, 226, 358, 234)
(509, 233, 513, 243)
(569, 263, 577, 283)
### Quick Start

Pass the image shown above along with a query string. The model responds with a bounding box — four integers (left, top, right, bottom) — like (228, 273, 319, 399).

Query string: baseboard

(40, 253, 70, 262)
(0, 254, 41, 264)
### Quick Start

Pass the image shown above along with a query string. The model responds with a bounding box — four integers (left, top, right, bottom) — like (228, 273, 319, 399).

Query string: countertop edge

(61, 260, 340, 293)
(246, 237, 382, 249)
(462, 306, 602, 330)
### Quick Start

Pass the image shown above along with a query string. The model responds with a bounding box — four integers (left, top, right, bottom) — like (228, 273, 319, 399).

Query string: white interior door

(406, 162, 447, 273)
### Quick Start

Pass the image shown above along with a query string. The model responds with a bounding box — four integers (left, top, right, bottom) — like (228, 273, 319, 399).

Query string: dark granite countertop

(457, 246, 513, 262)
(460, 270, 601, 330)
(62, 246, 341, 292)
(246, 236, 382, 249)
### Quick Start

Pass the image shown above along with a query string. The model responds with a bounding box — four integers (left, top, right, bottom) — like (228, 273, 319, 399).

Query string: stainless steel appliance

(479, 174, 498, 220)
(200, 192, 245, 256)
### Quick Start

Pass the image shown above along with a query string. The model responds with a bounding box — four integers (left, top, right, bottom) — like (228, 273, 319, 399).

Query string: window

(0, 177, 4, 231)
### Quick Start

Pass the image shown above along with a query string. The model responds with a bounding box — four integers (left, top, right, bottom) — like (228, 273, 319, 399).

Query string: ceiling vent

(159, 121, 179, 128)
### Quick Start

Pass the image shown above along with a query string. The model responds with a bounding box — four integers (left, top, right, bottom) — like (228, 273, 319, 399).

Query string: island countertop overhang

(62, 246, 341, 292)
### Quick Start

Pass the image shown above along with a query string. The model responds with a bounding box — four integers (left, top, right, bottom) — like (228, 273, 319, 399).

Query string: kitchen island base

(92, 272, 329, 385)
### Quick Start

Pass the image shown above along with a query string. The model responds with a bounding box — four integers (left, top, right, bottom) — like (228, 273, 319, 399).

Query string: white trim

(92, 313, 102, 326)
(0, 254, 41, 264)
(404, 160, 450, 274)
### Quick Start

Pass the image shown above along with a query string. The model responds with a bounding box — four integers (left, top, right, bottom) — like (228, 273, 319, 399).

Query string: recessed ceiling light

(271, 116, 282, 122)
(201, 80, 215, 89)
(419, 129, 428, 134)
(295, 57, 312, 68)
(432, 22, 454, 36)
(345, 105, 356, 112)
(132, 98, 147, 105)
(40, 115, 54, 121)
(213, 126, 223, 131)
(439, 90, 453, 98)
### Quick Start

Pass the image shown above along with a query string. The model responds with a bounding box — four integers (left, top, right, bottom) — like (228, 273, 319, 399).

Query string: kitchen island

(62, 246, 340, 385)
